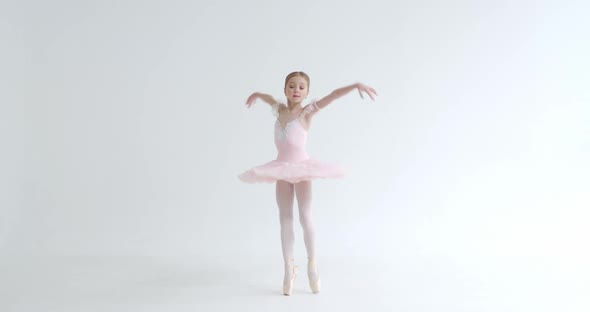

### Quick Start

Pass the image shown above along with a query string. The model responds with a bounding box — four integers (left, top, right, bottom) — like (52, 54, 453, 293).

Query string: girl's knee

(280, 214, 294, 224)
(299, 215, 312, 226)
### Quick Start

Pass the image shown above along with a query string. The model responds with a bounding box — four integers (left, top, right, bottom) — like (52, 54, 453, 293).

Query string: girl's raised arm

(246, 92, 277, 108)
(316, 83, 377, 110)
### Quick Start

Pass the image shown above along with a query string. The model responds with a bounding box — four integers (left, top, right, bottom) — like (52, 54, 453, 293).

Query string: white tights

(275, 180, 315, 264)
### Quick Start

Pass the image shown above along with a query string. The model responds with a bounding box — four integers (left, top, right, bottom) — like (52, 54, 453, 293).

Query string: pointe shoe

(283, 262, 298, 296)
(308, 258, 321, 294)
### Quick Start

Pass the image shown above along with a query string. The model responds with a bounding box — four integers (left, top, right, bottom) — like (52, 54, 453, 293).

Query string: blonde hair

(284, 71, 310, 89)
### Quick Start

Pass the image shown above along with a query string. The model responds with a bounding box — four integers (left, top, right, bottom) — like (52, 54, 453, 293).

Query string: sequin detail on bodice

(274, 118, 309, 162)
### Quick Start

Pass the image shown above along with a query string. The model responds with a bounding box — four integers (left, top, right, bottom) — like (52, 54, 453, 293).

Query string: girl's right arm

(246, 92, 277, 108)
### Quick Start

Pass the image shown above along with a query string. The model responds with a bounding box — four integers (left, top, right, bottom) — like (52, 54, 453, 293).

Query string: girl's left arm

(316, 83, 378, 110)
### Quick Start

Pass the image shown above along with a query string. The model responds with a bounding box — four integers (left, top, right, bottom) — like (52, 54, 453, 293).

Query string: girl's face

(284, 76, 309, 104)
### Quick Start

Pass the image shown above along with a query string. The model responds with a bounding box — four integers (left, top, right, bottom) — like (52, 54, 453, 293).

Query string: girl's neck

(286, 101, 302, 111)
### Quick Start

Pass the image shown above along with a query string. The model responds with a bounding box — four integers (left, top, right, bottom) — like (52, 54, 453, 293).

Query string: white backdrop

(2, 0, 589, 311)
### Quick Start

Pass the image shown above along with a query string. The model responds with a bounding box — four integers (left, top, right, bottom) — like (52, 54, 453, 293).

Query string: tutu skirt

(238, 158, 346, 184)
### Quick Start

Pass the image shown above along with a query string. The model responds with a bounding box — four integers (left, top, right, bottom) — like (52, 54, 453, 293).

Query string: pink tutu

(239, 158, 346, 184)
(239, 100, 347, 184)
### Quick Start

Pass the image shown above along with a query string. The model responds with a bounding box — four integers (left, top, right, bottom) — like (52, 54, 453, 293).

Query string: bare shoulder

(276, 103, 287, 115)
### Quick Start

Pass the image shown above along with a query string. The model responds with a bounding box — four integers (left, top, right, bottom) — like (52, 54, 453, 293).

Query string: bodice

(274, 118, 309, 162)
(271, 100, 320, 162)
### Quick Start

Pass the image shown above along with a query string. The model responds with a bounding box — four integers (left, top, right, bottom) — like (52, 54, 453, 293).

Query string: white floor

(2, 248, 588, 312)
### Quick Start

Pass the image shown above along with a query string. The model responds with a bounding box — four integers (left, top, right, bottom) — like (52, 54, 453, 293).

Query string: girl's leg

(294, 180, 315, 259)
(295, 180, 321, 293)
(276, 180, 295, 263)
(276, 180, 296, 287)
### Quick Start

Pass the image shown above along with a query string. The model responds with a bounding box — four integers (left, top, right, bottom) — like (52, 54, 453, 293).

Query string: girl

(238, 71, 377, 296)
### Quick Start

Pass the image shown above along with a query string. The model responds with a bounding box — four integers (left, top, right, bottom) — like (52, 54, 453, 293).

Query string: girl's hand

(356, 83, 378, 101)
(245, 93, 259, 108)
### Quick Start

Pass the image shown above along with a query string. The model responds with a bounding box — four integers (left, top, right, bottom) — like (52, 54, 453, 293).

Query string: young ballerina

(238, 71, 377, 296)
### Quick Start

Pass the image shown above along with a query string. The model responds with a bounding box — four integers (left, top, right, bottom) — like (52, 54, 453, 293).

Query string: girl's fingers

(246, 94, 256, 105)
(370, 89, 376, 100)
(364, 86, 377, 100)
(359, 86, 375, 101)
(246, 97, 256, 107)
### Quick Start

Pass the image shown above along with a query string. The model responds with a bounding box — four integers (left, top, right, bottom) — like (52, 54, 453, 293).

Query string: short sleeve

(302, 99, 320, 116)
(271, 101, 281, 117)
